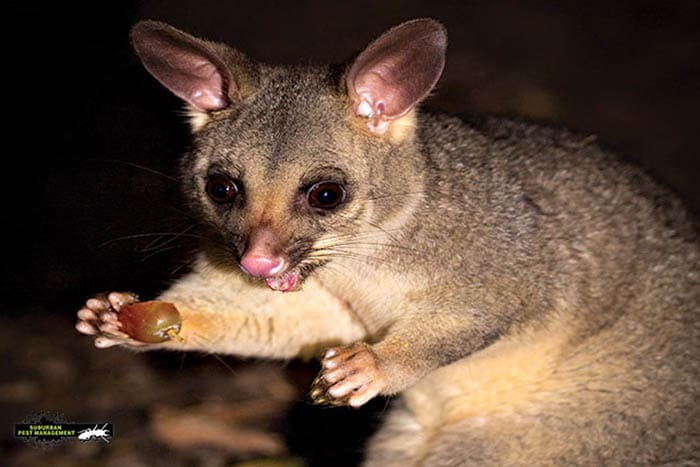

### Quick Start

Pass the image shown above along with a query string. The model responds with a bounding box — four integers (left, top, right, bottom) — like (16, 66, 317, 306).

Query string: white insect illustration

(77, 424, 111, 443)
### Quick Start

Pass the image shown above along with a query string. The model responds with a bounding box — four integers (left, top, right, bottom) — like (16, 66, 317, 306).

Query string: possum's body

(153, 116, 700, 465)
(77, 19, 699, 465)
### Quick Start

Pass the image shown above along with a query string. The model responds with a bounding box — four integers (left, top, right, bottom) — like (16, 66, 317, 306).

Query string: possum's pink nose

(240, 254, 285, 278)
(239, 228, 286, 278)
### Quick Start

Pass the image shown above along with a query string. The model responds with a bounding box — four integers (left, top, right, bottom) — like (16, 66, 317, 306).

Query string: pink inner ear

(352, 66, 407, 119)
(182, 60, 228, 110)
(132, 22, 232, 112)
(346, 19, 447, 126)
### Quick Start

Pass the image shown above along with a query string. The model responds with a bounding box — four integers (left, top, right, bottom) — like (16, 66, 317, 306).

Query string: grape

(119, 301, 182, 343)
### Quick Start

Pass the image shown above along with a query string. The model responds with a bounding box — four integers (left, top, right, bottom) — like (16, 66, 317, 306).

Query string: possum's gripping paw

(75, 292, 148, 348)
(309, 343, 387, 408)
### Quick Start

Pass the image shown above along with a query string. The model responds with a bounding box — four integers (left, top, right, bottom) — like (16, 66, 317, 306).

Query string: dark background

(3, 1, 699, 465)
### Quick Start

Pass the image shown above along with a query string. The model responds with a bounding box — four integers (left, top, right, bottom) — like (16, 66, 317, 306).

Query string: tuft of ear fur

(130, 21, 256, 131)
(346, 18, 447, 139)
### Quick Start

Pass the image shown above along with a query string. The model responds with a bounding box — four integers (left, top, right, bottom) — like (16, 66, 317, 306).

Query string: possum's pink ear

(346, 18, 447, 135)
(130, 21, 232, 112)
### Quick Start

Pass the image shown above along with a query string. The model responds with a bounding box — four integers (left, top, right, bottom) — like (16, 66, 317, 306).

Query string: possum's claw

(310, 343, 387, 407)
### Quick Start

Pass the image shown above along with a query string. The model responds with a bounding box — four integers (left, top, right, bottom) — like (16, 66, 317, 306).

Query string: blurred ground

(3, 1, 699, 466)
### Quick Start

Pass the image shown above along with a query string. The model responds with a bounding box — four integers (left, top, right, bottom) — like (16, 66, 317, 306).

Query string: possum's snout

(239, 227, 300, 292)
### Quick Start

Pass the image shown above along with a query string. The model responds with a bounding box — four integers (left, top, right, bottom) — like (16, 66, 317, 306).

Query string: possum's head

(131, 19, 446, 291)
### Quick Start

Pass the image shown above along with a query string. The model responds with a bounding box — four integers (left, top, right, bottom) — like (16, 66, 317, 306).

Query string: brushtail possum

(76, 18, 699, 465)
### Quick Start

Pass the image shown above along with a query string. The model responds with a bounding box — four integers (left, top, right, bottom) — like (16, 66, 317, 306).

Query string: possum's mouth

(264, 268, 300, 292)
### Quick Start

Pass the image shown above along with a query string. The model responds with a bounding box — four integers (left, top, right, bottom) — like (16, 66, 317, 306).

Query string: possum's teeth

(264, 269, 299, 292)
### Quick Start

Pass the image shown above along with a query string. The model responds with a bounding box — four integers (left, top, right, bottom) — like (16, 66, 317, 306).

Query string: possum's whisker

(361, 190, 426, 202)
(106, 158, 178, 182)
(303, 256, 357, 280)
(365, 220, 403, 245)
(338, 237, 429, 257)
(308, 248, 396, 268)
(142, 225, 196, 252)
(164, 204, 203, 221)
(301, 226, 430, 274)
(100, 231, 204, 248)
(139, 244, 185, 262)
(312, 228, 404, 247)
(179, 334, 240, 376)
(314, 231, 428, 260)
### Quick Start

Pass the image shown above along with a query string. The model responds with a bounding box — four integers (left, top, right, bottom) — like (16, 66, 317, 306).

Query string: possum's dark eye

(206, 175, 239, 204)
(307, 181, 346, 211)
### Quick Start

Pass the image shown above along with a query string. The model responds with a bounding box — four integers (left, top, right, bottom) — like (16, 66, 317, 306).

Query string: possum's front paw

(75, 292, 149, 348)
(310, 343, 387, 408)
